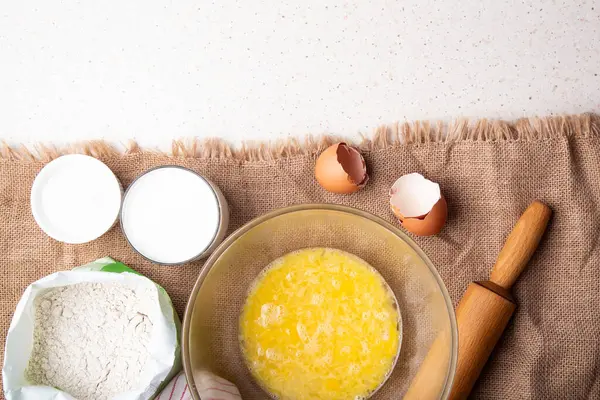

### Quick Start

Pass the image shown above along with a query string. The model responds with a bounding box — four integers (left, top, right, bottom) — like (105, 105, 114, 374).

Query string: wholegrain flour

(25, 282, 155, 400)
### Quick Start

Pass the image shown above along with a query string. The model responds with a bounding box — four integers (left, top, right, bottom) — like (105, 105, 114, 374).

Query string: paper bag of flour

(2, 257, 181, 400)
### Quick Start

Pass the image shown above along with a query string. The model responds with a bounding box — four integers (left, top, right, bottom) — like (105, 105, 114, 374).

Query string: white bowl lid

(30, 155, 122, 244)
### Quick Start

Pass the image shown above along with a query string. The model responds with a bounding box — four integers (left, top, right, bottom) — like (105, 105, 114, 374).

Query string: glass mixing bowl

(183, 204, 457, 400)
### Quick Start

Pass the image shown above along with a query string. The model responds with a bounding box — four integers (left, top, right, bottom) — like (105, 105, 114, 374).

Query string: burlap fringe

(2, 114, 599, 162)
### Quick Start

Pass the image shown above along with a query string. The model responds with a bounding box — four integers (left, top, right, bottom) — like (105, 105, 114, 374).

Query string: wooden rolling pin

(404, 200, 552, 400)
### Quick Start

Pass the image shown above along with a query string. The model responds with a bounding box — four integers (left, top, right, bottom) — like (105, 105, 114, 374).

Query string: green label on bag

(100, 261, 142, 275)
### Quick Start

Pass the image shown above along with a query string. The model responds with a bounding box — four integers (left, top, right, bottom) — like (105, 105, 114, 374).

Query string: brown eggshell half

(392, 196, 448, 236)
(315, 143, 368, 194)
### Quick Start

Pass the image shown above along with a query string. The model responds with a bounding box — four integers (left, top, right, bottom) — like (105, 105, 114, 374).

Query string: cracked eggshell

(390, 173, 447, 236)
(315, 143, 368, 194)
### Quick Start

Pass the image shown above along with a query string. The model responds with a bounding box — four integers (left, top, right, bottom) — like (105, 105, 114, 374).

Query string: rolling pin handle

(489, 201, 552, 290)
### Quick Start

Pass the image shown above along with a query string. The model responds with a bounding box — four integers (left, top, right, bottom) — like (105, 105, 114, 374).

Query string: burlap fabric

(1, 114, 599, 399)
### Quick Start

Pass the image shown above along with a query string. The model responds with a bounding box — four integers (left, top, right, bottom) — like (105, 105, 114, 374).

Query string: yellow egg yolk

(239, 248, 400, 400)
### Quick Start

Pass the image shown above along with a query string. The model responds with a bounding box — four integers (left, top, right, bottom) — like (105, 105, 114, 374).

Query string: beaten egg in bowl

(239, 248, 401, 400)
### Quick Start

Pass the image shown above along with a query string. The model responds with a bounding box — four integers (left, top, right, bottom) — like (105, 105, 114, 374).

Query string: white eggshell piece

(389, 173, 441, 218)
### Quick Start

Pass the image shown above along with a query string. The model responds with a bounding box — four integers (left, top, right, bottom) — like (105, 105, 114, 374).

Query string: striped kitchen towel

(157, 371, 242, 400)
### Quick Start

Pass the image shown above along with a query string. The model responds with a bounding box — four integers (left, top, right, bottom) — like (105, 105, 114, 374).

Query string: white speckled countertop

(0, 1, 598, 148)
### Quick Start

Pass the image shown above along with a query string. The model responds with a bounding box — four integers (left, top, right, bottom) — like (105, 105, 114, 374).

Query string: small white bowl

(31, 155, 122, 244)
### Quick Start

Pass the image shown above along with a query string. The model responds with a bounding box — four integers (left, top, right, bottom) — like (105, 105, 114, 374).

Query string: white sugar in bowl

(120, 166, 229, 265)
(30, 155, 123, 244)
